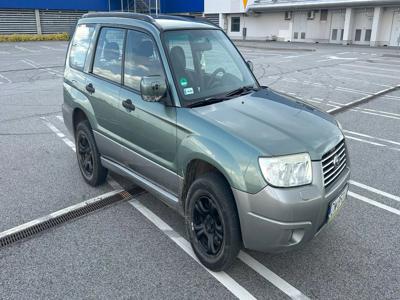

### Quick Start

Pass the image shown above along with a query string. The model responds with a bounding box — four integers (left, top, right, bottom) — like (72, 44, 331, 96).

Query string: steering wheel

(206, 67, 226, 89)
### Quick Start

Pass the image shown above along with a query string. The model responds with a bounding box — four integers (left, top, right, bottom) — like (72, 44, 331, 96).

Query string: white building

(204, 0, 400, 47)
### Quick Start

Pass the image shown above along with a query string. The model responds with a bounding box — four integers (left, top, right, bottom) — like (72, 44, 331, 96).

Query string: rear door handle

(122, 99, 135, 111)
(85, 83, 95, 94)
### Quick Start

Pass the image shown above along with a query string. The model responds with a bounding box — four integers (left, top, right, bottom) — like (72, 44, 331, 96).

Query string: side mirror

(247, 60, 254, 72)
(140, 75, 167, 102)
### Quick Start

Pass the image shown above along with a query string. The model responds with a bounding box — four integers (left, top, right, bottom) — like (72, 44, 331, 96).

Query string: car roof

(81, 12, 219, 31)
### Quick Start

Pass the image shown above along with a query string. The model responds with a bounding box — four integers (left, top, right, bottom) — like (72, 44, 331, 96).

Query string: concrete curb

(327, 84, 400, 115)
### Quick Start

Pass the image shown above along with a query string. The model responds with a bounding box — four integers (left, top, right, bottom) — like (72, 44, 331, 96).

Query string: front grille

(322, 140, 347, 187)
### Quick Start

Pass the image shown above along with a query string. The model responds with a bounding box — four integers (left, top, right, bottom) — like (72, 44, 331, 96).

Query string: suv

(63, 13, 350, 271)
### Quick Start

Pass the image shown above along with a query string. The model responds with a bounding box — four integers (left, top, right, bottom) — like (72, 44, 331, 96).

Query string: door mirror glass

(247, 60, 254, 72)
(140, 75, 167, 102)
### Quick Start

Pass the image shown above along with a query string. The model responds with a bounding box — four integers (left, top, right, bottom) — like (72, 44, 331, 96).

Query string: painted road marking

(20, 59, 63, 78)
(238, 251, 310, 300)
(0, 73, 12, 84)
(41, 117, 76, 152)
(335, 68, 400, 79)
(15, 45, 39, 53)
(343, 130, 400, 146)
(345, 135, 386, 147)
(40, 45, 65, 51)
(349, 109, 400, 120)
(129, 199, 257, 300)
(350, 181, 400, 203)
(340, 63, 400, 73)
(349, 192, 400, 217)
(56, 115, 64, 122)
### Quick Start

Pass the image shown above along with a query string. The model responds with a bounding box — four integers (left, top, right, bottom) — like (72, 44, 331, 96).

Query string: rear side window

(69, 24, 95, 71)
(124, 30, 165, 90)
(92, 27, 125, 83)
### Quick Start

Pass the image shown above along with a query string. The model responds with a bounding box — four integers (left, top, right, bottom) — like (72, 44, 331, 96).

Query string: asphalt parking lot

(0, 40, 399, 299)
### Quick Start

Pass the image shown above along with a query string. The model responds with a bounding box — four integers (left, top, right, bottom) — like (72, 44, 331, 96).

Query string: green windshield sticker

(179, 77, 188, 87)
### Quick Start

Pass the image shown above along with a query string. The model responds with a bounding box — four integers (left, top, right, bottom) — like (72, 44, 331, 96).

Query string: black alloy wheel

(192, 195, 224, 256)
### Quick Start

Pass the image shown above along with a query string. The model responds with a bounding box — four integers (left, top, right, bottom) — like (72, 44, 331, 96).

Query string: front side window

(163, 29, 257, 106)
(231, 17, 240, 32)
(92, 27, 125, 83)
(69, 24, 95, 70)
(124, 30, 165, 90)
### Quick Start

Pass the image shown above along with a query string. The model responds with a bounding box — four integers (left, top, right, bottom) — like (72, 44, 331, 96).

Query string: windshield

(163, 29, 258, 106)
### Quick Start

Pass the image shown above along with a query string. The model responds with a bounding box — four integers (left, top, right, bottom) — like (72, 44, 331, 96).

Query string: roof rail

(81, 12, 218, 30)
(162, 14, 218, 27)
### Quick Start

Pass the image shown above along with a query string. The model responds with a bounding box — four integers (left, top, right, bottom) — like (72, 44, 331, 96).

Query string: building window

(332, 29, 338, 40)
(307, 11, 315, 20)
(320, 9, 328, 21)
(284, 11, 292, 20)
(365, 29, 372, 41)
(301, 32, 306, 39)
(355, 29, 362, 41)
(231, 17, 240, 32)
(340, 29, 344, 41)
(294, 32, 298, 39)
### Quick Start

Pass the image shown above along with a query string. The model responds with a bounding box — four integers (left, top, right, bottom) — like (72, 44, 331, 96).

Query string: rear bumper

(233, 162, 350, 252)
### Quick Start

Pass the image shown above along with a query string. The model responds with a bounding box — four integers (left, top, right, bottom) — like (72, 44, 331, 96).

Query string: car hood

(193, 89, 344, 160)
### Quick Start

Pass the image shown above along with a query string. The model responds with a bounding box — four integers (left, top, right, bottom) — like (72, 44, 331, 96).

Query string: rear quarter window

(69, 24, 95, 71)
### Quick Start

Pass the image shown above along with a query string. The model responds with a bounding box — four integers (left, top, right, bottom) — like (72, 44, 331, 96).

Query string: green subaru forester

(63, 12, 350, 271)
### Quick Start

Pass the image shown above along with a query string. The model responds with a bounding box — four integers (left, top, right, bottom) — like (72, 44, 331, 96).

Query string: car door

(84, 26, 126, 159)
(117, 29, 179, 195)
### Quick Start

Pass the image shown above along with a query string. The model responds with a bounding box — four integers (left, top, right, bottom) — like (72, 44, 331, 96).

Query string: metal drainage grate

(0, 187, 143, 248)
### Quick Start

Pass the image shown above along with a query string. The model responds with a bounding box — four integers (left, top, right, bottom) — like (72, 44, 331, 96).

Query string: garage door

(0, 9, 37, 34)
(40, 10, 86, 35)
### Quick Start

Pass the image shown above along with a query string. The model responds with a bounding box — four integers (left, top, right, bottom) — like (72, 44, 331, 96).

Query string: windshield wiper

(187, 97, 228, 108)
(224, 85, 259, 98)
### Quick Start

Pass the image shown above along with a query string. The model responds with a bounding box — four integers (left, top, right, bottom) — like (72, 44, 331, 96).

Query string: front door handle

(122, 99, 135, 111)
(85, 83, 95, 94)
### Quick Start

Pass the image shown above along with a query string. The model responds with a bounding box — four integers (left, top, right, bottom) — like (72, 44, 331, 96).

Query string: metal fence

(0, 9, 86, 35)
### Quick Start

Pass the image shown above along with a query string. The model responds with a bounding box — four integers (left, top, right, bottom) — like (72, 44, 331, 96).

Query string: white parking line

(340, 63, 400, 73)
(350, 109, 400, 120)
(41, 117, 76, 152)
(336, 68, 400, 79)
(344, 135, 386, 147)
(15, 45, 39, 53)
(238, 251, 309, 300)
(349, 191, 400, 216)
(349, 181, 400, 203)
(21, 59, 63, 77)
(330, 74, 392, 88)
(0, 73, 12, 84)
(56, 115, 64, 122)
(129, 199, 257, 300)
(40, 45, 65, 51)
(343, 130, 400, 146)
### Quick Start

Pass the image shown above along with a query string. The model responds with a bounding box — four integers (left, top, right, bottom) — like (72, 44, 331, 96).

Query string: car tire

(75, 120, 107, 186)
(185, 172, 241, 271)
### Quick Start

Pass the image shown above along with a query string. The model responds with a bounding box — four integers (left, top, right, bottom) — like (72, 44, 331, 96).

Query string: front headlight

(258, 153, 312, 187)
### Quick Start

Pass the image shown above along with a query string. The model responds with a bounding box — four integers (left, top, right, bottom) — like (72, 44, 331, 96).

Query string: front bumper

(232, 162, 350, 252)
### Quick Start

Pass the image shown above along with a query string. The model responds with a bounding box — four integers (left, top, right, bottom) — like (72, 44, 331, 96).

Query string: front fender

(177, 134, 251, 192)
